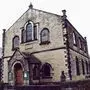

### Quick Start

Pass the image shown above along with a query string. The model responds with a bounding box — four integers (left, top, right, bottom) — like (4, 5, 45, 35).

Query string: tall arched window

(41, 63, 52, 78)
(26, 22, 33, 41)
(40, 28, 50, 44)
(82, 59, 85, 75)
(12, 36, 19, 50)
(76, 57, 80, 75)
(86, 61, 89, 74)
(21, 21, 38, 43)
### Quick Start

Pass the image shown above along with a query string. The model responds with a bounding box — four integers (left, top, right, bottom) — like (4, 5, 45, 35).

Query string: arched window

(86, 61, 89, 74)
(12, 36, 19, 50)
(42, 63, 52, 78)
(82, 59, 85, 75)
(76, 57, 80, 75)
(40, 28, 50, 44)
(26, 22, 33, 41)
(21, 21, 38, 43)
(84, 43, 87, 52)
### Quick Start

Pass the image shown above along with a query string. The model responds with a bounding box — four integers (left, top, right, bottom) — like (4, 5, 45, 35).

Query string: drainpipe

(2, 29, 6, 57)
(1, 29, 6, 81)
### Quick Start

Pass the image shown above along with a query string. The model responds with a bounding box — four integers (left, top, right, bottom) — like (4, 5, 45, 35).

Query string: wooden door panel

(15, 69, 23, 85)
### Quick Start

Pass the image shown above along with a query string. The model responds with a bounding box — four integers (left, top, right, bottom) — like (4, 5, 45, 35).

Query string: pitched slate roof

(22, 52, 41, 64)
(8, 49, 41, 64)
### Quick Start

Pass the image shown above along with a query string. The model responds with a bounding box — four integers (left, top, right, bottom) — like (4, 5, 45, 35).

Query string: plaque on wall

(8, 72, 13, 81)
(23, 71, 29, 80)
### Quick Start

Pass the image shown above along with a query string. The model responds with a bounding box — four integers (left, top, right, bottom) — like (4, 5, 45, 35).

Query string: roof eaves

(66, 19, 86, 41)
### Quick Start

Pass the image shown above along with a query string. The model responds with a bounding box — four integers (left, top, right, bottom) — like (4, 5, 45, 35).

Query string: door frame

(13, 62, 24, 85)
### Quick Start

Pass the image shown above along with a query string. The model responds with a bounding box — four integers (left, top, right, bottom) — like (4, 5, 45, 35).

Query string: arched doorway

(14, 63, 23, 85)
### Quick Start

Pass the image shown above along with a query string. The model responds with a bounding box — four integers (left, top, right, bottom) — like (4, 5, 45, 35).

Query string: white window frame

(25, 21, 34, 41)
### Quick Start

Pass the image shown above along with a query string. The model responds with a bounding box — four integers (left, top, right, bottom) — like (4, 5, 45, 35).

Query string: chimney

(84, 37, 87, 40)
(62, 9, 67, 20)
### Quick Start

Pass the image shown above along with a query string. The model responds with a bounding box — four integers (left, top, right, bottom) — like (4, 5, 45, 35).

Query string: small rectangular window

(22, 29, 26, 43)
(79, 38, 81, 49)
(73, 32, 76, 45)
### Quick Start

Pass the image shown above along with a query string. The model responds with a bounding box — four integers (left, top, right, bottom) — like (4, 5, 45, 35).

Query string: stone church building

(2, 4, 90, 85)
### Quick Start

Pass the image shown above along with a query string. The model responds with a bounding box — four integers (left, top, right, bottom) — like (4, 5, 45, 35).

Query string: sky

(0, 0, 90, 54)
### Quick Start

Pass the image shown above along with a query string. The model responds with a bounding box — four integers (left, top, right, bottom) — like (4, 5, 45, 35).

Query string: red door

(14, 63, 23, 85)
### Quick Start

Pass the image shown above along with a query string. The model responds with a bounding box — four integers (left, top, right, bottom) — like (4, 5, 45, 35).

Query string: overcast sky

(0, 0, 90, 54)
